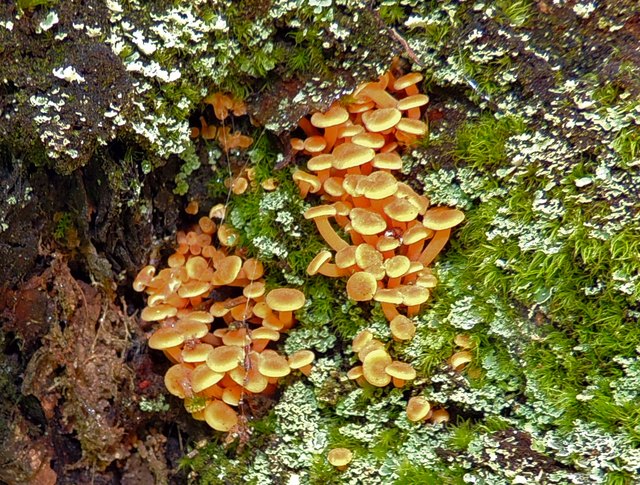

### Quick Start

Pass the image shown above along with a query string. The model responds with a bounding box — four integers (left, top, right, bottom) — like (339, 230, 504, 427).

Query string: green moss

(612, 127, 640, 168)
(455, 114, 526, 171)
(496, 0, 535, 27)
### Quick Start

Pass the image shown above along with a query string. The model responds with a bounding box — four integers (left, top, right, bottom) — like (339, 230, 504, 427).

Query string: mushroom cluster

(190, 92, 253, 151)
(133, 207, 313, 432)
(294, 70, 464, 328)
(293, 68, 462, 420)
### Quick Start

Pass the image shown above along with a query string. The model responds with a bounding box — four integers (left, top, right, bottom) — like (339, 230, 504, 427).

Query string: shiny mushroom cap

(311, 105, 349, 128)
(327, 447, 353, 468)
(390, 315, 416, 341)
(350, 208, 387, 236)
(346, 271, 378, 302)
(204, 399, 238, 432)
(288, 349, 315, 369)
(357, 171, 398, 200)
(258, 349, 291, 378)
(332, 143, 375, 170)
(361, 108, 402, 132)
(265, 288, 306, 312)
(422, 207, 465, 230)
(362, 348, 392, 387)
(406, 396, 431, 422)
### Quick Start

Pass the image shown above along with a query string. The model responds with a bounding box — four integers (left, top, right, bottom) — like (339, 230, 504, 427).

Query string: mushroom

(385, 361, 416, 387)
(406, 396, 431, 422)
(265, 288, 305, 328)
(304, 205, 350, 252)
(327, 448, 353, 471)
(288, 349, 315, 376)
(204, 399, 238, 432)
(362, 348, 392, 387)
(389, 315, 416, 341)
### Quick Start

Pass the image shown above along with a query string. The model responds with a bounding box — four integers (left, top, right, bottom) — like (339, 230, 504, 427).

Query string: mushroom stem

(418, 228, 451, 266)
(318, 262, 351, 278)
(407, 107, 421, 119)
(381, 302, 400, 321)
(324, 126, 339, 152)
(407, 304, 421, 317)
(405, 240, 425, 261)
(387, 276, 402, 288)
(392, 377, 406, 388)
(278, 311, 293, 328)
(361, 234, 379, 246)
(298, 117, 319, 137)
(163, 346, 183, 364)
(314, 217, 350, 251)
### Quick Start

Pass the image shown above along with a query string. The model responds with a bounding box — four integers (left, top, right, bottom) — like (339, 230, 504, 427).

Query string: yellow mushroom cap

(288, 349, 315, 369)
(431, 408, 450, 424)
(204, 399, 239, 432)
(352, 132, 386, 149)
(396, 118, 428, 136)
(206, 345, 243, 373)
(384, 197, 420, 222)
(364, 263, 386, 281)
(402, 225, 430, 245)
(304, 204, 337, 220)
(164, 364, 192, 399)
(212, 255, 243, 286)
(422, 207, 465, 230)
(243, 281, 266, 299)
(182, 343, 214, 363)
(377, 236, 401, 252)
(352, 330, 373, 353)
(357, 171, 398, 200)
(399, 285, 430, 306)
(337, 123, 365, 137)
(242, 258, 265, 281)
(350, 208, 387, 236)
(335, 245, 357, 269)
(265, 288, 306, 312)
(450, 350, 473, 370)
(332, 143, 375, 170)
(373, 288, 403, 305)
(393, 72, 424, 91)
(454, 334, 473, 349)
(293, 170, 322, 193)
(133, 265, 156, 292)
(310, 105, 349, 128)
(323, 177, 346, 198)
(406, 396, 431, 422)
(342, 174, 366, 197)
(361, 108, 402, 132)
(362, 348, 393, 387)
(384, 255, 411, 278)
(385, 361, 416, 380)
(251, 327, 280, 342)
(186, 311, 215, 323)
(397, 94, 430, 110)
(328, 448, 353, 468)
(390, 315, 416, 340)
(149, 327, 185, 350)
(304, 136, 327, 153)
(357, 339, 385, 361)
(307, 250, 333, 275)
(372, 152, 403, 171)
(308, 153, 335, 172)
(222, 328, 251, 347)
(258, 349, 291, 378)
(176, 320, 210, 340)
(346, 271, 378, 302)
(191, 364, 224, 392)
(141, 304, 178, 322)
(178, 280, 210, 298)
(346, 365, 364, 380)
(355, 244, 383, 269)
(416, 272, 438, 288)
(185, 256, 209, 280)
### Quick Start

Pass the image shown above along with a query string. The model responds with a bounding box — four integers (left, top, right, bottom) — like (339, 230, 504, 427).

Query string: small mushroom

(327, 447, 353, 471)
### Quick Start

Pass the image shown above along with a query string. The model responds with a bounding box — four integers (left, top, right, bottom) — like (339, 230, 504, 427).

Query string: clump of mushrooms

(134, 206, 313, 432)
